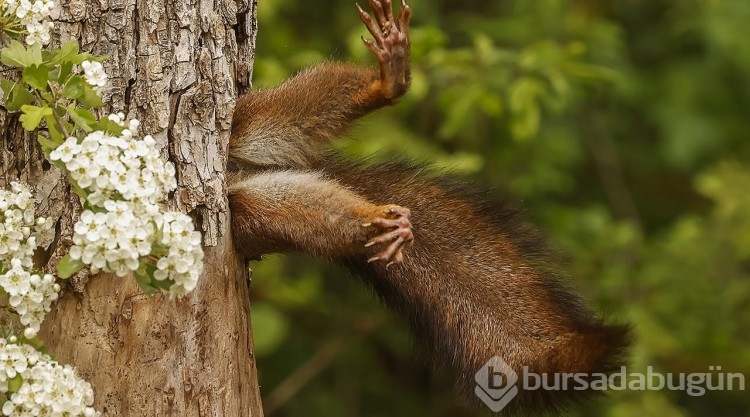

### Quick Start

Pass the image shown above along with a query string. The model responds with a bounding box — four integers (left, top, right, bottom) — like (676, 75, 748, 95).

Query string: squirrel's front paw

(363, 205, 414, 267)
(357, 0, 412, 100)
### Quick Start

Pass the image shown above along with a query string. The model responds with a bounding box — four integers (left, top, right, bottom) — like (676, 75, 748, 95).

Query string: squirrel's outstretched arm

(228, 170, 413, 263)
(230, 0, 411, 168)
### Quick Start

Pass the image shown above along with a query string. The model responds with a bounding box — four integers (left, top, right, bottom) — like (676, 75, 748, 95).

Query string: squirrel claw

(363, 205, 413, 266)
(357, 0, 411, 100)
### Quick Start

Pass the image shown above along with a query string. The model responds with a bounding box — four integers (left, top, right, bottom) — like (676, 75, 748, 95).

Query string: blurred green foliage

(248, 0, 750, 415)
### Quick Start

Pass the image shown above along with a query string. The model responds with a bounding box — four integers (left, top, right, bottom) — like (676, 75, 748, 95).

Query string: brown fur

(227, 1, 629, 413)
(229, 63, 387, 168)
(322, 159, 630, 414)
(229, 169, 405, 259)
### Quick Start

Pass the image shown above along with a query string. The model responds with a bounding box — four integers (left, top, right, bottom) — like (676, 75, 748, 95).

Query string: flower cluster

(50, 116, 176, 207)
(153, 212, 203, 298)
(50, 115, 203, 298)
(0, 182, 52, 269)
(80, 61, 107, 93)
(0, 0, 55, 45)
(69, 202, 151, 277)
(0, 259, 60, 339)
(0, 337, 99, 416)
(0, 183, 59, 339)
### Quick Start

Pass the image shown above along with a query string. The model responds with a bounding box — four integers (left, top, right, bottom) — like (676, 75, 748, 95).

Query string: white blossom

(49, 117, 204, 298)
(0, 0, 55, 45)
(80, 60, 107, 93)
(0, 339, 99, 416)
(0, 182, 52, 269)
(153, 212, 204, 299)
(49, 126, 177, 207)
(49, 136, 81, 163)
(69, 201, 155, 277)
(0, 258, 60, 338)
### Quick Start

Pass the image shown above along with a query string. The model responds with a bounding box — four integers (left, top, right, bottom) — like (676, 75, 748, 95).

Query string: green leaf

(69, 52, 97, 65)
(7, 375, 22, 393)
(94, 117, 124, 136)
(48, 51, 100, 66)
(152, 277, 175, 291)
(19, 105, 52, 131)
(134, 274, 157, 296)
(1, 81, 35, 111)
(57, 253, 84, 279)
(67, 106, 96, 132)
(69, 180, 88, 200)
(134, 261, 161, 296)
(44, 115, 64, 143)
(79, 86, 104, 109)
(8, 88, 36, 111)
(18, 333, 45, 350)
(38, 90, 53, 102)
(47, 41, 80, 65)
(37, 134, 61, 156)
(62, 75, 85, 99)
(0, 40, 42, 68)
(0, 78, 14, 96)
(22, 64, 49, 91)
(0, 327, 11, 339)
(135, 280, 157, 296)
(55, 61, 73, 84)
(47, 108, 73, 137)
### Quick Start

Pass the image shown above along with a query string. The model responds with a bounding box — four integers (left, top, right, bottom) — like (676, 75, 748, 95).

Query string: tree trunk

(0, 0, 263, 416)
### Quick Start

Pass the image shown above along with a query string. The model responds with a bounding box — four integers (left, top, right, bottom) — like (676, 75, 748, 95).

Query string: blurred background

(247, 0, 750, 415)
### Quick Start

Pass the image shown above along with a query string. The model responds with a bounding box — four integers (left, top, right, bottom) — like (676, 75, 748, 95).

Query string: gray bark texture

(0, 0, 263, 415)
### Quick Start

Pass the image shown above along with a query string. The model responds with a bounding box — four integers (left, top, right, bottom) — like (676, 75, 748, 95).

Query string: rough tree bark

(0, 0, 263, 415)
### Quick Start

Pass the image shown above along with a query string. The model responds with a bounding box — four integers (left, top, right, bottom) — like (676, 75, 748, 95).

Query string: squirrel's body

(228, 0, 629, 414)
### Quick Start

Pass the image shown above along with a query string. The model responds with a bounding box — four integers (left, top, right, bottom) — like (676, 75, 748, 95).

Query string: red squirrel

(228, 0, 630, 413)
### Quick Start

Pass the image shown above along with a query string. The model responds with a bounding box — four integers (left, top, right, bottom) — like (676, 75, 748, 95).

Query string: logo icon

(475, 356, 519, 412)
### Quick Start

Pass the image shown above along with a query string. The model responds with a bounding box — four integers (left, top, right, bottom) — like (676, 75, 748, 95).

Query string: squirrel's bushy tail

(322, 159, 631, 415)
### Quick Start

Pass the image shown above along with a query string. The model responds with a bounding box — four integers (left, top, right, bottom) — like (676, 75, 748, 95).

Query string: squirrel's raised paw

(363, 205, 413, 267)
(357, 0, 412, 101)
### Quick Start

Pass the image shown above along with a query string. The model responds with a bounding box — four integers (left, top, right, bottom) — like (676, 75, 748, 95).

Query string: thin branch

(47, 90, 71, 138)
(264, 337, 350, 415)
